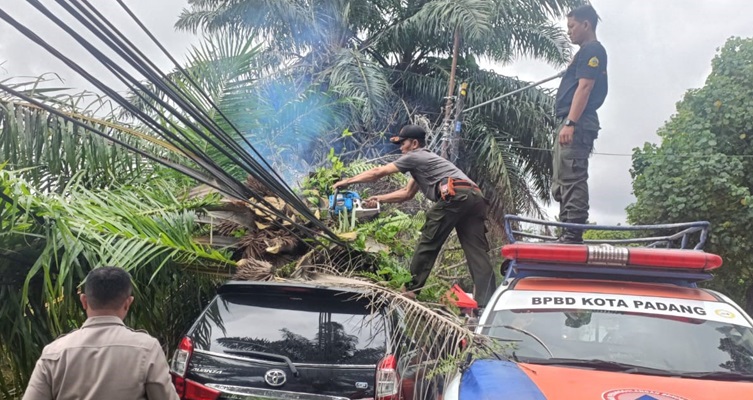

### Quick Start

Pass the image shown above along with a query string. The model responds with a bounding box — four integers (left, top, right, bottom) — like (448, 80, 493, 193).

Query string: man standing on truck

(552, 4, 608, 244)
(333, 124, 496, 309)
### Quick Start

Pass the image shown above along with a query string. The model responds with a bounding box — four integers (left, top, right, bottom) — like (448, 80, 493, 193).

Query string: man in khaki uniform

(23, 267, 179, 400)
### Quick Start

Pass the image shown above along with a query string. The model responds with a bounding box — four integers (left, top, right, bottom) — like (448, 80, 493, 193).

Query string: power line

(463, 71, 565, 113)
(508, 144, 753, 159)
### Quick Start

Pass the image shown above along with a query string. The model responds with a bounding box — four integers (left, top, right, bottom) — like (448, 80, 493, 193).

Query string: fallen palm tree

(0, 3, 503, 398)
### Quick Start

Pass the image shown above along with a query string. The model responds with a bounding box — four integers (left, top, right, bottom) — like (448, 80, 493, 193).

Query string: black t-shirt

(555, 41, 608, 118)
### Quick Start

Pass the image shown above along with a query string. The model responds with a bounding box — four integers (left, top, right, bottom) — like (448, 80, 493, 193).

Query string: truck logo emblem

(603, 389, 688, 400)
(355, 382, 368, 389)
(264, 369, 287, 387)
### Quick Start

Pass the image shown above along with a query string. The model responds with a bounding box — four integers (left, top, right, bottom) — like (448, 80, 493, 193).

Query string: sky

(1, 1, 752, 225)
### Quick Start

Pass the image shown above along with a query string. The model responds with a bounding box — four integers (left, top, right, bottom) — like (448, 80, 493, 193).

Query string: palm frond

(374, 0, 581, 68)
(0, 97, 170, 193)
(296, 274, 500, 400)
(0, 167, 234, 393)
(481, 22, 572, 65)
(324, 48, 399, 128)
(409, 0, 493, 44)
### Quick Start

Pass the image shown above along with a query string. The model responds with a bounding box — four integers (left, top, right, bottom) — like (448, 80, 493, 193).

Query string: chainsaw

(328, 189, 380, 219)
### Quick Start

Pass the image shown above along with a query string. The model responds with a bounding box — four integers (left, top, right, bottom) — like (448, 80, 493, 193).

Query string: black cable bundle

(0, 0, 344, 247)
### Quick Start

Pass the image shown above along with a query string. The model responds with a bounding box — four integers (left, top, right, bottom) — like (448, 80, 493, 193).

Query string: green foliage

(0, 166, 233, 395)
(300, 151, 408, 211)
(627, 37, 753, 311)
(582, 227, 638, 241)
(357, 210, 424, 254)
(342, 210, 424, 289)
(301, 148, 348, 196)
(300, 155, 432, 292)
(0, 92, 168, 193)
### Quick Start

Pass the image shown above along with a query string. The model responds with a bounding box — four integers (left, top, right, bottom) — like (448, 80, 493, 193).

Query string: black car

(169, 278, 437, 400)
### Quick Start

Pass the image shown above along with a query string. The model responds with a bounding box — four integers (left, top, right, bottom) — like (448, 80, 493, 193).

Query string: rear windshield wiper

(223, 350, 299, 377)
(678, 371, 753, 382)
(530, 358, 676, 376)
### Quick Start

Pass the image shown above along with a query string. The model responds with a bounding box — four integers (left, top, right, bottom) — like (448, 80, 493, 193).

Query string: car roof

(512, 277, 720, 302)
(218, 274, 373, 295)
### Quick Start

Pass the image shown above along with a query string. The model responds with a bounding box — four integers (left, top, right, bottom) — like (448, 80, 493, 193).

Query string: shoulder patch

(587, 56, 599, 68)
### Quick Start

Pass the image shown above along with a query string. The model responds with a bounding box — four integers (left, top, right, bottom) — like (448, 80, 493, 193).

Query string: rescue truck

(443, 216, 753, 400)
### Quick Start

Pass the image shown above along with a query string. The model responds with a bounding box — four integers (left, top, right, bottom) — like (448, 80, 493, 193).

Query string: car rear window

(190, 290, 387, 365)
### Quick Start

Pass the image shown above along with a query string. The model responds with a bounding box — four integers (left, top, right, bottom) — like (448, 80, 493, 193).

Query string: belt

(438, 177, 480, 200)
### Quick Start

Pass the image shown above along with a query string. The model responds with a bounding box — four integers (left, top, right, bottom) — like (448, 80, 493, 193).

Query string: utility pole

(436, 25, 564, 162)
(450, 81, 468, 164)
(440, 27, 461, 160)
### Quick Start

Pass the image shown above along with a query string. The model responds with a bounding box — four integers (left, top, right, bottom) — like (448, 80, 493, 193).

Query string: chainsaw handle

(329, 188, 340, 212)
(362, 198, 380, 209)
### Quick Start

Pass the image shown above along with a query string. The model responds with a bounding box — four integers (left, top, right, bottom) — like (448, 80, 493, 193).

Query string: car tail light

(170, 337, 193, 398)
(375, 354, 398, 400)
(501, 243, 723, 271)
(171, 336, 193, 376)
(183, 379, 220, 400)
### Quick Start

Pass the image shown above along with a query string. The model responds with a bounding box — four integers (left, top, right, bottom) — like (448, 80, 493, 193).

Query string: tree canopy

(628, 37, 753, 312)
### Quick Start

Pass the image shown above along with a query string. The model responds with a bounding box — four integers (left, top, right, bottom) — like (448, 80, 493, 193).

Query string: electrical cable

(0, 2, 344, 247)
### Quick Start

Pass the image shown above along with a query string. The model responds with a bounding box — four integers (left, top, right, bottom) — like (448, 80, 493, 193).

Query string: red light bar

(503, 244, 588, 264)
(501, 243, 723, 271)
(627, 247, 722, 270)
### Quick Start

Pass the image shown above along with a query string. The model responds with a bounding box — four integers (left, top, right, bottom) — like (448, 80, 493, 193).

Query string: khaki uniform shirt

(23, 316, 179, 400)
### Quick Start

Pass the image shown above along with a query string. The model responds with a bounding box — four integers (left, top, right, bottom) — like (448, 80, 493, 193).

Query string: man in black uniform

(552, 4, 608, 243)
(333, 125, 496, 308)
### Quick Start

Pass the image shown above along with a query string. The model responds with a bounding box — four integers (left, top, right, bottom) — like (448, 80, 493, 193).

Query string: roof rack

(503, 215, 710, 250)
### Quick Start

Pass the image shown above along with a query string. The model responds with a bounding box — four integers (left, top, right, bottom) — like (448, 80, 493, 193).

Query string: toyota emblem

(264, 369, 287, 387)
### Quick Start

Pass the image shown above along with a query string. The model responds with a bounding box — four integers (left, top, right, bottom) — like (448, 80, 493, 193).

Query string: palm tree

(175, 0, 586, 218)
(0, 75, 260, 395)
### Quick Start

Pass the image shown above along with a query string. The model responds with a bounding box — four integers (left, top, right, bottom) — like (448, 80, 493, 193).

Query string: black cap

(390, 124, 426, 144)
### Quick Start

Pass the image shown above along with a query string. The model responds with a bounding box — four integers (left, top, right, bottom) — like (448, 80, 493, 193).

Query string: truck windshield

(483, 308, 753, 376)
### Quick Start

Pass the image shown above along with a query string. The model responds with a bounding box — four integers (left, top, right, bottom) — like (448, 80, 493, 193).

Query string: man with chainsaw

(333, 124, 496, 309)
(552, 4, 608, 244)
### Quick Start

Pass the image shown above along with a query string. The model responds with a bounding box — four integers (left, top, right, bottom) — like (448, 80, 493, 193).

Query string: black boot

(556, 230, 584, 244)
(555, 218, 586, 244)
